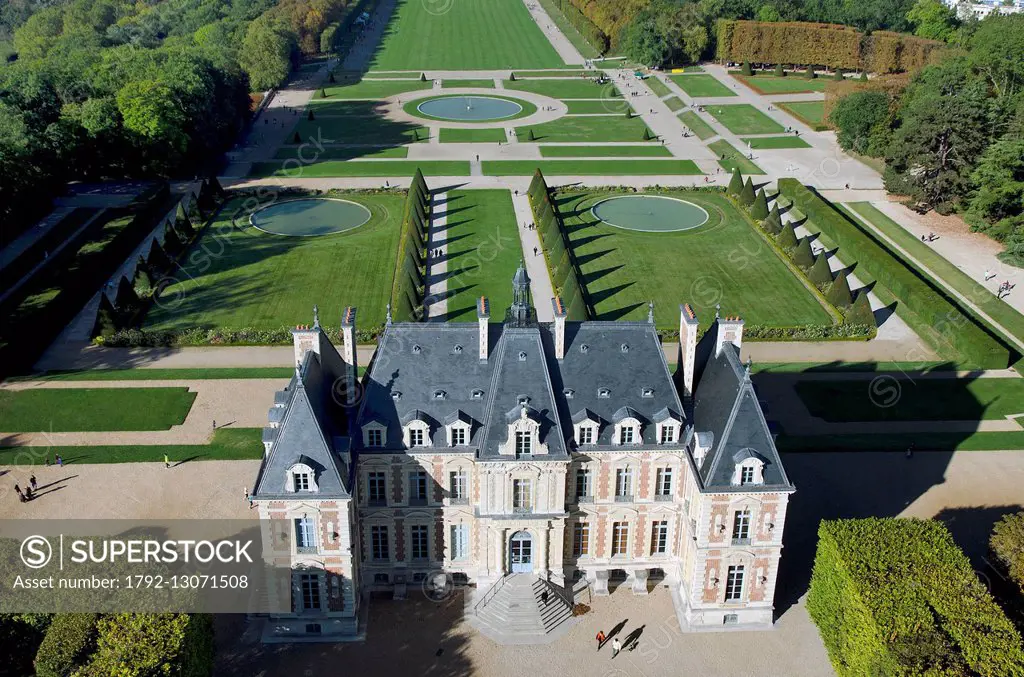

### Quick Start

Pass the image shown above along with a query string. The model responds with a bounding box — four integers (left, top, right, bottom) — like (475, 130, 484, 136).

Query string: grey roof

(543, 321, 687, 449)
(692, 340, 792, 492)
(652, 406, 679, 423)
(444, 409, 473, 426)
(571, 408, 598, 424)
(612, 406, 642, 423)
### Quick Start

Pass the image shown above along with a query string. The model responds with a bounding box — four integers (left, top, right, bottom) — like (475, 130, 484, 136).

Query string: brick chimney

(341, 305, 357, 372)
(678, 304, 699, 400)
(477, 297, 490, 361)
(551, 297, 567, 360)
(291, 305, 323, 366)
(716, 314, 745, 357)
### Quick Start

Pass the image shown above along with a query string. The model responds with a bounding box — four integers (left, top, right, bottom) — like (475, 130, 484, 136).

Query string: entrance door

(509, 531, 533, 574)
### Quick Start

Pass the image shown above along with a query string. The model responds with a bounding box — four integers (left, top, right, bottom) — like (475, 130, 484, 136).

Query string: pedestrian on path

(612, 638, 622, 658)
(164, 454, 171, 469)
(56, 455, 63, 467)
(595, 630, 606, 650)
(541, 590, 549, 605)
(533, 246, 538, 256)
(29, 474, 36, 490)
(212, 420, 216, 430)
(14, 484, 23, 501)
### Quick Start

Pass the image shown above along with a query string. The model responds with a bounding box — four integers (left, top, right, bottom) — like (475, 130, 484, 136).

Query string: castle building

(252, 266, 794, 642)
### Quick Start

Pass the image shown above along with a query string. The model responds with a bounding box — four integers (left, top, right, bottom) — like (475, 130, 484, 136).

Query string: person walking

(595, 630, 606, 650)
(14, 484, 23, 501)
(541, 590, 549, 605)
(55, 455, 63, 467)
(29, 475, 37, 490)
(164, 454, 171, 469)
(612, 637, 622, 658)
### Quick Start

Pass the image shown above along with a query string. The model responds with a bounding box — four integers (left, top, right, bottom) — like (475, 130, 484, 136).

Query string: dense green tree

(829, 90, 891, 155)
(618, 0, 709, 66)
(968, 14, 1024, 99)
(906, 0, 958, 42)
(990, 511, 1024, 592)
(967, 136, 1024, 224)
(239, 15, 295, 90)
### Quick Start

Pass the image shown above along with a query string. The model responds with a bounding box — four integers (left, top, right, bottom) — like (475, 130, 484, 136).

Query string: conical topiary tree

(860, 71, 868, 82)
(762, 209, 782, 235)
(792, 237, 815, 268)
(834, 68, 844, 81)
(147, 241, 172, 273)
(328, 72, 336, 83)
(420, 72, 427, 81)
(509, 72, 516, 81)
(805, 65, 816, 79)
(93, 293, 118, 338)
(624, 110, 632, 119)
(808, 252, 834, 287)
(528, 129, 536, 141)
(307, 109, 315, 121)
(846, 291, 876, 327)
(728, 168, 743, 195)
(319, 88, 327, 98)
(827, 270, 853, 307)
(741, 61, 753, 76)
(777, 221, 798, 249)
(643, 128, 653, 141)
(163, 227, 184, 255)
(739, 177, 755, 206)
(133, 256, 152, 295)
(775, 63, 785, 77)
(114, 276, 138, 312)
(292, 132, 301, 144)
(750, 189, 768, 220)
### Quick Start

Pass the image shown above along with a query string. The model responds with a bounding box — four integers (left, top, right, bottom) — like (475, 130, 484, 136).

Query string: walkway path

(511, 191, 555, 322)
(427, 192, 449, 320)
(0, 206, 75, 271)
(522, 0, 585, 65)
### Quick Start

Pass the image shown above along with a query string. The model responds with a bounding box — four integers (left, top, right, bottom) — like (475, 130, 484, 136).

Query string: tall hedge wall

(527, 170, 589, 321)
(808, 518, 1024, 676)
(390, 169, 430, 322)
(778, 180, 1011, 368)
(716, 20, 944, 74)
(75, 613, 214, 676)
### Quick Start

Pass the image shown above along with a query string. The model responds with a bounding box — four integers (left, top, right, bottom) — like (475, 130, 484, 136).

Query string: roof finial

(385, 302, 392, 325)
(715, 303, 721, 319)
(744, 357, 752, 381)
(312, 304, 320, 328)
(648, 300, 654, 324)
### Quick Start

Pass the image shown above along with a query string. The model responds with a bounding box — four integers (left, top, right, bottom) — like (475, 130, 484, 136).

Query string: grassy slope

(559, 191, 832, 329)
(678, 110, 716, 140)
(669, 74, 736, 98)
(483, 160, 701, 175)
(515, 115, 653, 142)
(371, 0, 564, 69)
(0, 388, 197, 431)
(143, 195, 404, 332)
(539, 145, 673, 158)
(706, 104, 785, 135)
(439, 190, 523, 321)
(708, 139, 765, 175)
(0, 429, 264, 465)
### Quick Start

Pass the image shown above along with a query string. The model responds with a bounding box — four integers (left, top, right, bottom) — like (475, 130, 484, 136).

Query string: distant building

(252, 265, 794, 642)
(948, 0, 1022, 19)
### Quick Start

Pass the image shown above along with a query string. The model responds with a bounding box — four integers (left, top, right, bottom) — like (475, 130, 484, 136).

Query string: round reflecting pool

(249, 198, 371, 237)
(590, 195, 710, 232)
(416, 95, 525, 121)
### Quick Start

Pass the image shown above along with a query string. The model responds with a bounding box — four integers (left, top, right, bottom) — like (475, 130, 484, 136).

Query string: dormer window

(402, 414, 432, 449)
(472, 389, 484, 399)
(453, 344, 463, 354)
(620, 343, 629, 353)
(598, 388, 610, 399)
(580, 344, 589, 354)
(412, 345, 422, 354)
(409, 428, 425, 446)
(741, 466, 755, 484)
(518, 351, 527, 361)
(641, 387, 654, 398)
(732, 449, 766, 485)
(620, 425, 636, 444)
(445, 411, 472, 447)
(660, 425, 676, 444)
(515, 431, 532, 457)
(391, 391, 402, 400)
(564, 388, 575, 398)
(432, 389, 447, 400)
(294, 472, 310, 491)
(577, 424, 596, 445)
(285, 462, 319, 493)
(363, 421, 387, 448)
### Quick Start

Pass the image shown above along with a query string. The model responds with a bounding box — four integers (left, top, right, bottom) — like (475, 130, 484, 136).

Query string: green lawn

(664, 96, 685, 112)
(0, 429, 264, 465)
(0, 388, 197, 432)
(512, 70, 590, 78)
(646, 77, 672, 98)
(437, 190, 523, 321)
(273, 146, 409, 160)
(363, 71, 423, 79)
(12, 368, 298, 381)
(483, 160, 701, 175)
(559, 191, 833, 329)
(441, 79, 496, 88)
(143, 194, 404, 332)
(706, 104, 785, 135)
(794, 377, 1024, 422)
(535, 0, 601, 59)
(842, 202, 1024, 344)
(564, 99, 631, 114)
(779, 101, 828, 130)
(371, 0, 564, 69)
(708, 139, 765, 175)
(320, 79, 432, 100)
(250, 160, 470, 178)
(516, 115, 654, 142)
(289, 116, 429, 145)
(731, 73, 827, 94)
(776, 431, 1024, 452)
(678, 110, 716, 140)
(439, 128, 507, 143)
(752, 361, 961, 374)
(539, 145, 673, 158)
(742, 136, 812, 149)
(669, 74, 737, 98)
(504, 79, 620, 99)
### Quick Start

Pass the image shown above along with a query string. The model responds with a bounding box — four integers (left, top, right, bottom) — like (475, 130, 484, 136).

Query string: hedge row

(778, 179, 1011, 368)
(390, 169, 430, 322)
(34, 613, 98, 677)
(808, 518, 1024, 676)
(98, 325, 384, 347)
(549, 0, 610, 54)
(528, 170, 589, 320)
(74, 613, 214, 677)
(716, 20, 945, 73)
(989, 511, 1024, 594)
(565, 0, 637, 51)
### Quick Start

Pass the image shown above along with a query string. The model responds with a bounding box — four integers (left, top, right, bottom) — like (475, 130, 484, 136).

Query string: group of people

(14, 474, 38, 503)
(920, 232, 938, 242)
(594, 622, 645, 658)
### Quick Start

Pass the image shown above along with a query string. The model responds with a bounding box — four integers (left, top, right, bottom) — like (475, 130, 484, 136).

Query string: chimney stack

(291, 305, 323, 366)
(678, 304, 699, 400)
(715, 315, 745, 357)
(551, 297, 567, 359)
(477, 297, 490, 360)
(341, 305, 357, 368)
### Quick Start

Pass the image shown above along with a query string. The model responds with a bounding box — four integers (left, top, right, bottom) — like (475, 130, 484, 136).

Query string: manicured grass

(273, 146, 409, 160)
(669, 66, 704, 73)
(250, 160, 470, 178)
(371, 0, 564, 69)
(289, 116, 429, 145)
(438, 190, 523, 321)
(705, 104, 785, 135)
(752, 361, 961, 374)
(564, 99, 631, 114)
(776, 431, 1024, 452)
(0, 429, 264, 465)
(793, 377, 1024, 422)
(483, 160, 701, 176)
(515, 115, 654, 142)
(320, 79, 432, 100)
(539, 145, 674, 158)
(664, 96, 685, 112)
(504, 79, 620, 99)
(512, 70, 589, 77)
(363, 71, 423, 79)
(731, 73, 827, 94)
(742, 136, 812, 149)
(842, 203, 1024, 344)
(441, 79, 496, 88)
(0, 387, 197, 432)
(439, 128, 507, 143)
(708, 139, 765, 175)
(779, 101, 828, 131)
(646, 77, 672, 98)
(12, 368, 298, 381)
(678, 110, 716, 140)
(535, 0, 601, 59)
(143, 194, 404, 332)
(669, 74, 736, 98)
(558, 191, 832, 329)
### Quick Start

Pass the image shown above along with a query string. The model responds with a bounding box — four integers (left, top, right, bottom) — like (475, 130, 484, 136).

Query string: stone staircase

(467, 574, 576, 645)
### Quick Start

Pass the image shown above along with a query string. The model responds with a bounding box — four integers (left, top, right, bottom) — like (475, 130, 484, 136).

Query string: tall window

(409, 470, 428, 504)
(410, 525, 429, 561)
(512, 479, 532, 512)
(367, 428, 383, 447)
(615, 467, 633, 500)
(409, 428, 425, 447)
(573, 522, 590, 557)
(450, 524, 469, 560)
(732, 510, 751, 544)
(451, 427, 467, 446)
(740, 466, 755, 485)
(575, 468, 591, 500)
(578, 426, 594, 445)
(659, 424, 675, 444)
(620, 425, 635, 444)
(449, 470, 467, 502)
(293, 472, 310, 492)
(655, 467, 673, 499)
(515, 431, 532, 457)
(295, 517, 317, 553)
(651, 520, 669, 555)
(725, 565, 745, 602)
(612, 522, 629, 556)
(371, 525, 389, 561)
(368, 472, 386, 505)
(299, 573, 320, 611)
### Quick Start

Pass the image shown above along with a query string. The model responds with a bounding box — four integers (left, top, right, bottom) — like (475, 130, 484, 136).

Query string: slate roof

(691, 339, 792, 492)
